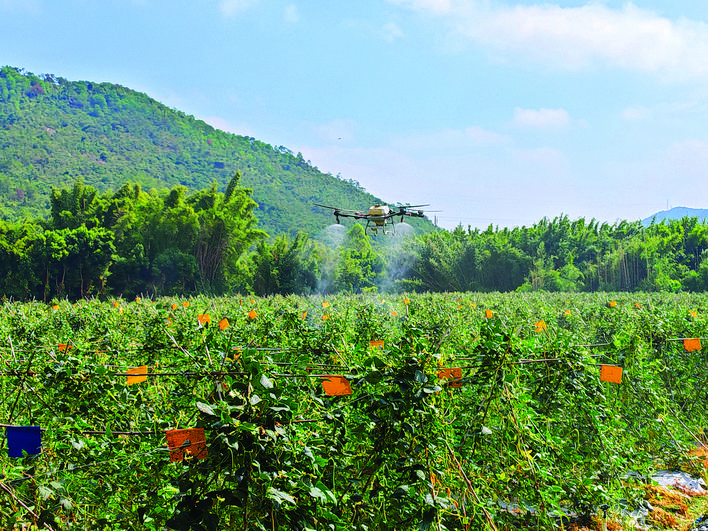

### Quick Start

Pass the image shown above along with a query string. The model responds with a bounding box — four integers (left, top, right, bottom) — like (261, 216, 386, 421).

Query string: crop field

(2, 293, 708, 530)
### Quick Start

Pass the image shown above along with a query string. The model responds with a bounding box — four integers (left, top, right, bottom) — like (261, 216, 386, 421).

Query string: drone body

(315, 203, 430, 235)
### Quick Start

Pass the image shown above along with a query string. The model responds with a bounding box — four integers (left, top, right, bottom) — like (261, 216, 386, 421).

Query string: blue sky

(3, 0, 708, 229)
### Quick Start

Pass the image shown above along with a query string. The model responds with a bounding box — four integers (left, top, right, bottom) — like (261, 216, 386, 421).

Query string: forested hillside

(0, 66, 434, 236)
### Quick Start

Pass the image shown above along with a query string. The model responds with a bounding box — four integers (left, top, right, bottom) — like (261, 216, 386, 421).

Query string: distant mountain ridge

(642, 207, 708, 226)
(0, 66, 434, 236)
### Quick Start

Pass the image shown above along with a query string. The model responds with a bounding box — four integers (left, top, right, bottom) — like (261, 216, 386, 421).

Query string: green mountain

(0, 66, 434, 236)
(642, 206, 708, 226)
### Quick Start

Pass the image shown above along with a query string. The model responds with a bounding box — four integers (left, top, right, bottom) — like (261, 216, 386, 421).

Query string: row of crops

(1, 292, 708, 530)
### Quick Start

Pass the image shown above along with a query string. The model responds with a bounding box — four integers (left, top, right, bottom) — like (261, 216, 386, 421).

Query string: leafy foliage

(0, 176, 265, 300)
(409, 215, 708, 293)
(1, 293, 707, 529)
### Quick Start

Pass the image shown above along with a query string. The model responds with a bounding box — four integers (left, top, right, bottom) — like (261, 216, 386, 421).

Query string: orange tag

(437, 368, 463, 388)
(127, 365, 148, 386)
(369, 340, 384, 350)
(634, 302, 640, 309)
(564, 310, 571, 316)
(322, 301, 330, 309)
(58, 343, 73, 353)
(600, 365, 622, 384)
(534, 320, 547, 332)
(248, 309, 257, 320)
(165, 428, 208, 462)
(684, 338, 702, 352)
(171, 303, 178, 310)
(198, 314, 211, 325)
(404, 298, 410, 305)
(391, 311, 398, 317)
(485, 309, 493, 319)
(322, 314, 330, 321)
(321, 376, 352, 396)
(608, 301, 617, 308)
(302, 311, 307, 319)
(218, 318, 229, 330)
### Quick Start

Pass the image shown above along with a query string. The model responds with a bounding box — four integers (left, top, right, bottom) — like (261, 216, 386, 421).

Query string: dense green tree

(0, 221, 40, 299)
(333, 224, 383, 293)
(0, 177, 266, 299)
(408, 216, 708, 293)
(49, 176, 101, 230)
(248, 232, 322, 296)
(189, 174, 267, 292)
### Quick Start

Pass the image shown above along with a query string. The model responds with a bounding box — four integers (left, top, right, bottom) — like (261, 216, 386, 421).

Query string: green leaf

(60, 497, 73, 511)
(363, 370, 384, 384)
(392, 485, 410, 499)
(267, 487, 296, 505)
(197, 401, 216, 415)
(414, 370, 428, 383)
(309, 486, 326, 501)
(315, 481, 337, 504)
(259, 374, 274, 389)
(364, 355, 387, 369)
(38, 485, 54, 500)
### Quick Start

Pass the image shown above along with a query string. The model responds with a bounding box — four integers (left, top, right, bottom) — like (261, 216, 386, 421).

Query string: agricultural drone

(315, 202, 433, 235)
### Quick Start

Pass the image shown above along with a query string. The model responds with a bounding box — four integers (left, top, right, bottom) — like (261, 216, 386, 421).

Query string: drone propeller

(314, 203, 362, 214)
(314, 203, 341, 211)
(395, 203, 430, 209)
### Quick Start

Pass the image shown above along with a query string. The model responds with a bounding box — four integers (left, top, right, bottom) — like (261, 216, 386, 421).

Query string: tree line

(0, 176, 265, 300)
(411, 217, 708, 293)
(2, 178, 708, 300)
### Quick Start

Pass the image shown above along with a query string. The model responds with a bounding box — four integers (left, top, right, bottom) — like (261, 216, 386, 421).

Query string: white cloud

(389, 1, 708, 80)
(0, 0, 40, 13)
(514, 107, 569, 129)
(512, 146, 568, 169)
(387, 0, 453, 15)
(284, 4, 299, 24)
(664, 139, 708, 178)
(219, 0, 258, 17)
(392, 125, 507, 153)
(381, 22, 404, 42)
(621, 105, 651, 121)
